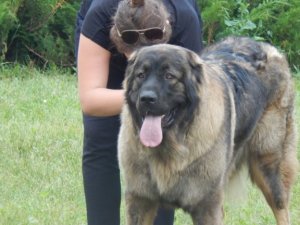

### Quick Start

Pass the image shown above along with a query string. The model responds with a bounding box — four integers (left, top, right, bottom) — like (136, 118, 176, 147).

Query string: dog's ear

(184, 50, 202, 106)
(180, 50, 202, 126)
(123, 49, 139, 93)
(125, 49, 139, 79)
(127, 50, 138, 66)
(186, 50, 203, 84)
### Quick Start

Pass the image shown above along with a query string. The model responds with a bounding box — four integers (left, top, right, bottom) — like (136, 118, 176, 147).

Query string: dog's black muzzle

(137, 75, 165, 116)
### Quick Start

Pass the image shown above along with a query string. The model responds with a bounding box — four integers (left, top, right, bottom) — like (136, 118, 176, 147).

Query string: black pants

(82, 115, 174, 225)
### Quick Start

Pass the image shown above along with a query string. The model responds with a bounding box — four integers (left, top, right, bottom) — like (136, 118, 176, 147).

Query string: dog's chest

(149, 161, 178, 194)
(148, 159, 212, 206)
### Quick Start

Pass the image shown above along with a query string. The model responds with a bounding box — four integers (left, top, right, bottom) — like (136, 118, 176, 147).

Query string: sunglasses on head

(116, 23, 167, 45)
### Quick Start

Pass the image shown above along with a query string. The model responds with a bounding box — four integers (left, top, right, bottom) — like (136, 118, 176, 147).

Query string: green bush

(0, 0, 299, 69)
(1, 0, 80, 67)
(0, 0, 22, 61)
(198, 0, 300, 68)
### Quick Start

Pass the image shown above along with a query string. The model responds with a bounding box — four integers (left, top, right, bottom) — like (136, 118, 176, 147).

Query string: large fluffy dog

(118, 37, 299, 225)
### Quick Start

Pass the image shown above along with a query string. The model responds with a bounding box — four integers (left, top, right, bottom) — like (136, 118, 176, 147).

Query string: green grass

(0, 65, 85, 224)
(0, 65, 299, 225)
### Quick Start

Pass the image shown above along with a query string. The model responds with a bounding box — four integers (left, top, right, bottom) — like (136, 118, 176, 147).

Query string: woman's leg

(154, 208, 174, 225)
(82, 115, 121, 225)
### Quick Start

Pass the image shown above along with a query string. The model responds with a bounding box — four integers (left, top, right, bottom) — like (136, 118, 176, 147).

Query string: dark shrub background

(0, 0, 299, 70)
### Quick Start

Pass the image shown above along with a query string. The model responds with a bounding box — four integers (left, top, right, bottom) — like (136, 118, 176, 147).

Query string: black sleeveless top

(80, 0, 203, 89)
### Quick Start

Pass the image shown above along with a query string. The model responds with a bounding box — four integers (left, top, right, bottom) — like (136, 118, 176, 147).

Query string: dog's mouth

(139, 108, 177, 148)
(162, 109, 177, 128)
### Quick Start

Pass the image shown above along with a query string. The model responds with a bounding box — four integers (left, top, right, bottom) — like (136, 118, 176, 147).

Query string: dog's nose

(140, 90, 157, 104)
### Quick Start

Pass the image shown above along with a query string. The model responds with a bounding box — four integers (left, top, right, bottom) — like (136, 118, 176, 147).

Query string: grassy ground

(0, 65, 299, 225)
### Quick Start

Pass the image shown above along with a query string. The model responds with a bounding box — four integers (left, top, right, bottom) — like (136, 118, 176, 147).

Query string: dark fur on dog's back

(118, 37, 298, 225)
(202, 37, 280, 147)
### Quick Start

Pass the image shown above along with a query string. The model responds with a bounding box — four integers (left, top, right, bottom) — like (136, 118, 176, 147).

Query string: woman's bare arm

(77, 34, 124, 116)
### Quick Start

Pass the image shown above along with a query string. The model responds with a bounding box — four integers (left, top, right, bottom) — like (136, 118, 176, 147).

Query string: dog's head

(123, 44, 203, 147)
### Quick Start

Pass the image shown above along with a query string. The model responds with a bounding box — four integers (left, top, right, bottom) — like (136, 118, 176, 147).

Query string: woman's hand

(77, 34, 124, 116)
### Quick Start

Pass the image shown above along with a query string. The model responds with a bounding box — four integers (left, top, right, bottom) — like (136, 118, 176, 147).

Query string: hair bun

(131, 0, 144, 7)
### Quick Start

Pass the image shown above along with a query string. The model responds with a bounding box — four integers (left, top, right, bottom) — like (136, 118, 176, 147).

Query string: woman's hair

(110, 0, 172, 54)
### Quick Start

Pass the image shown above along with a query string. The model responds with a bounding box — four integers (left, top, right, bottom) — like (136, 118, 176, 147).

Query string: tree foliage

(198, 0, 300, 68)
(0, 0, 299, 69)
(0, 0, 79, 67)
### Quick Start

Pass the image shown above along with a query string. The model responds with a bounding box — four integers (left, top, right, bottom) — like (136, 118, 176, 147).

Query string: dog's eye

(137, 73, 145, 79)
(165, 73, 175, 80)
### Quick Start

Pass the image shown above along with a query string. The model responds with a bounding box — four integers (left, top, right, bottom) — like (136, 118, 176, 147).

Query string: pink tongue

(140, 115, 163, 148)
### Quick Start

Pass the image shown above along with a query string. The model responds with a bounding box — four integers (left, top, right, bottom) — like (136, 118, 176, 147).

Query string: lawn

(0, 65, 299, 225)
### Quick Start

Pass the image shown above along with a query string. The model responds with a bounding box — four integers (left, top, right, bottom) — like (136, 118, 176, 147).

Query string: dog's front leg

(125, 192, 158, 225)
(190, 204, 224, 225)
(190, 192, 224, 225)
